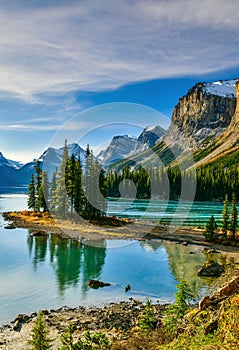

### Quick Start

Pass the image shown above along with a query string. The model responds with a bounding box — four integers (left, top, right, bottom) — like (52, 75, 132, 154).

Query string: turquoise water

(0, 194, 215, 325)
(107, 198, 225, 227)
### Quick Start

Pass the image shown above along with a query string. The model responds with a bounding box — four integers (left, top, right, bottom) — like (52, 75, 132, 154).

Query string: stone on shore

(197, 260, 224, 277)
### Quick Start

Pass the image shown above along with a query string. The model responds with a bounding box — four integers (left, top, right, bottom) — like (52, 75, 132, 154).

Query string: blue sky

(0, 0, 239, 162)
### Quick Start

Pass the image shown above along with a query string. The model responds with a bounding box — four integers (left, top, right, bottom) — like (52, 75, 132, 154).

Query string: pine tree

(222, 194, 229, 239)
(73, 159, 84, 217)
(66, 154, 76, 215)
(204, 215, 218, 242)
(56, 140, 69, 219)
(28, 174, 36, 211)
(35, 160, 43, 211)
(230, 192, 238, 241)
(28, 310, 52, 350)
(41, 172, 49, 212)
(50, 171, 57, 213)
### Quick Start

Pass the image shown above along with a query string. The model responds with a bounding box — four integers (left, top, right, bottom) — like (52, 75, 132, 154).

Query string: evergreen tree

(28, 310, 52, 350)
(222, 194, 229, 239)
(42, 172, 49, 212)
(73, 159, 84, 216)
(56, 140, 69, 219)
(50, 171, 57, 213)
(230, 192, 238, 241)
(204, 215, 218, 242)
(35, 160, 43, 211)
(66, 154, 76, 215)
(28, 174, 36, 211)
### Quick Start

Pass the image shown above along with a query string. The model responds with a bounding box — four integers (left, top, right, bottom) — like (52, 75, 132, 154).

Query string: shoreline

(1, 211, 239, 348)
(0, 300, 167, 349)
(3, 211, 239, 256)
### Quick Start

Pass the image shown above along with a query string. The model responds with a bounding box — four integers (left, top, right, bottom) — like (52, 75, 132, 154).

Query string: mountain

(19, 143, 86, 184)
(193, 79, 239, 168)
(0, 152, 20, 186)
(109, 78, 239, 171)
(98, 126, 165, 167)
(165, 79, 237, 151)
(137, 125, 165, 148)
(6, 159, 23, 169)
(0, 143, 86, 187)
(97, 135, 138, 167)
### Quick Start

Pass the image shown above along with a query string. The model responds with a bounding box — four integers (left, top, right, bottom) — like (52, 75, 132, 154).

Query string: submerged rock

(86, 280, 111, 289)
(197, 260, 224, 277)
(30, 231, 48, 237)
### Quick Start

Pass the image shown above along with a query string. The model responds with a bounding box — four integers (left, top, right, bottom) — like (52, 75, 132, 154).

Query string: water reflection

(164, 242, 208, 296)
(27, 232, 106, 296)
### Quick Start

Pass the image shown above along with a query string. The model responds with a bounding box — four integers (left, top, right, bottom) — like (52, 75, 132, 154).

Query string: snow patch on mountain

(203, 79, 237, 98)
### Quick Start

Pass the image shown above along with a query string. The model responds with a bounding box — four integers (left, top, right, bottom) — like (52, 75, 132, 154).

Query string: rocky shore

(0, 300, 167, 349)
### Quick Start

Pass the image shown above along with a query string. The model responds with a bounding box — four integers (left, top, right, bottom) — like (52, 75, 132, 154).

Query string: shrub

(139, 298, 156, 331)
(28, 310, 52, 350)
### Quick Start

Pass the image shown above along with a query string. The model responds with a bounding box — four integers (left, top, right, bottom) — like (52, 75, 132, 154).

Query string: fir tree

(56, 140, 69, 219)
(222, 194, 229, 239)
(230, 192, 238, 241)
(73, 159, 84, 216)
(42, 172, 49, 212)
(50, 171, 57, 213)
(28, 174, 36, 211)
(35, 160, 43, 211)
(28, 310, 52, 350)
(204, 215, 218, 242)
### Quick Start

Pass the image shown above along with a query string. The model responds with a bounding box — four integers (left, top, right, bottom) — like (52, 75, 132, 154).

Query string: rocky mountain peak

(137, 125, 165, 147)
(167, 79, 237, 150)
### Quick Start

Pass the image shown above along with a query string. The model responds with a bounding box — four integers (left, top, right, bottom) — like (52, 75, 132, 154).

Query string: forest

(27, 141, 239, 218)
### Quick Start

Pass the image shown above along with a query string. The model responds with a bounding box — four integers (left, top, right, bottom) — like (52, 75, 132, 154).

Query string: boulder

(30, 231, 48, 237)
(197, 260, 224, 277)
(86, 280, 111, 289)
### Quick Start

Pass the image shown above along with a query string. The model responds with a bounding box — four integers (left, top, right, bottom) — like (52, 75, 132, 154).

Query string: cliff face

(167, 80, 237, 150)
(227, 80, 239, 130)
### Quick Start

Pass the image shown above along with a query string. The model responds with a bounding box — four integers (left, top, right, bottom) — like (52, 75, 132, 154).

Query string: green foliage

(204, 215, 218, 242)
(222, 194, 229, 239)
(28, 310, 52, 350)
(230, 192, 238, 241)
(28, 140, 108, 220)
(59, 325, 110, 350)
(159, 294, 239, 350)
(28, 174, 36, 211)
(139, 298, 156, 331)
(163, 280, 193, 332)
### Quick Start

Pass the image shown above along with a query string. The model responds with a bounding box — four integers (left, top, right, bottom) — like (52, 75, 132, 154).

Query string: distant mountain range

(97, 125, 165, 167)
(0, 144, 86, 187)
(1, 78, 239, 188)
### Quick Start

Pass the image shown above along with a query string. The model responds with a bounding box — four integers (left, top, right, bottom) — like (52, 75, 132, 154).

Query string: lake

(108, 197, 225, 227)
(0, 193, 224, 325)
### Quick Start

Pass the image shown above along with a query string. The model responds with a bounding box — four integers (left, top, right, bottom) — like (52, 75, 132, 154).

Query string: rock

(204, 318, 218, 334)
(12, 319, 20, 331)
(212, 275, 239, 300)
(86, 280, 111, 289)
(125, 284, 131, 292)
(4, 224, 16, 229)
(199, 295, 211, 311)
(182, 241, 188, 246)
(197, 260, 224, 277)
(166, 80, 236, 150)
(30, 231, 48, 237)
(207, 249, 219, 254)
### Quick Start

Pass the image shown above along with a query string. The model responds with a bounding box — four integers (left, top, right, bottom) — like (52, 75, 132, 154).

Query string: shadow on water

(26, 232, 107, 296)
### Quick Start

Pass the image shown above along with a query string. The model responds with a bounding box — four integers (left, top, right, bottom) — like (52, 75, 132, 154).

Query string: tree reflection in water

(26, 232, 106, 296)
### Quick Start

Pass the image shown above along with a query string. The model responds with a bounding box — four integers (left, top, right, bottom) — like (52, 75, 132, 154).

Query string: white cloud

(0, 0, 238, 100)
